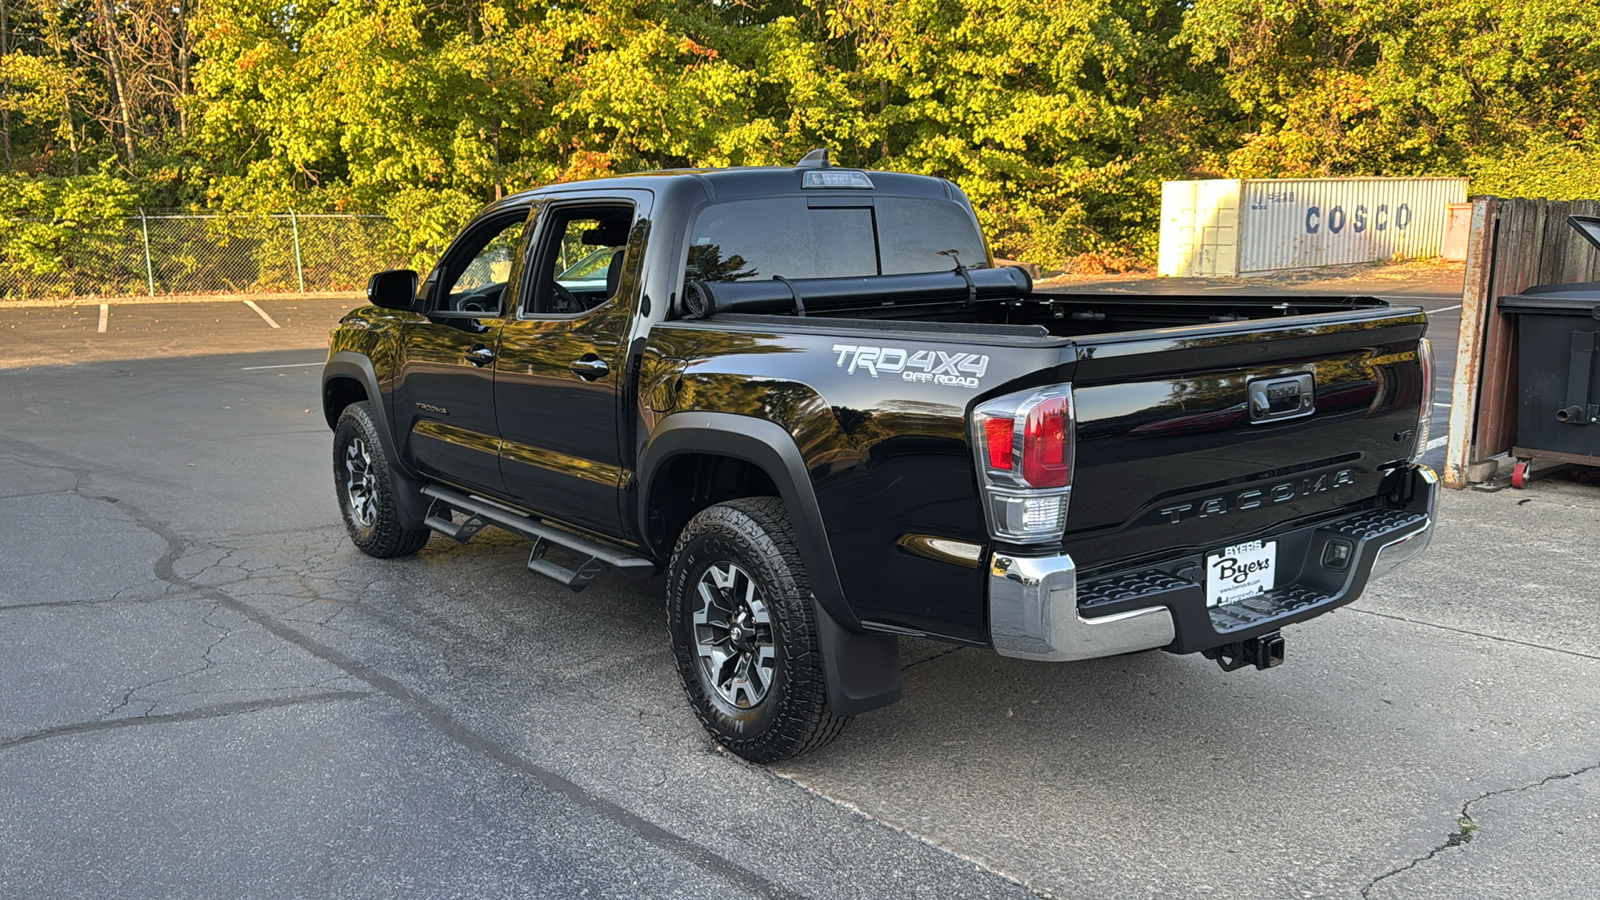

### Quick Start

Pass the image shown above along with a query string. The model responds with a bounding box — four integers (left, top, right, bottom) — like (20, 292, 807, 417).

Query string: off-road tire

(667, 497, 849, 762)
(333, 402, 431, 559)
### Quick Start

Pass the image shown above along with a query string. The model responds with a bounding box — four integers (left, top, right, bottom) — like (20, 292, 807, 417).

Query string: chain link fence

(0, 213, 411, 301)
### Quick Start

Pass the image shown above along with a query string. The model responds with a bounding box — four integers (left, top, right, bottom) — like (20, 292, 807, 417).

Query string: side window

(436, 212, 530, 315)
(525, 204, 634, 316)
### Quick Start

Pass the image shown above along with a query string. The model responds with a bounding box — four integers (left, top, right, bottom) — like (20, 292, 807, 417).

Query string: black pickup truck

(323, 153, 1437, 761)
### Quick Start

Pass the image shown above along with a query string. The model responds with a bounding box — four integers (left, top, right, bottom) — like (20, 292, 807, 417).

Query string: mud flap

(812, 598, 902, 717)
(388, 464, 432, 530)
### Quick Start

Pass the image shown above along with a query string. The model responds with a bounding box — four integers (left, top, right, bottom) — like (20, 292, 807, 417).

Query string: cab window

(525, 205, 634, 316)
(432, 210, 531, 316)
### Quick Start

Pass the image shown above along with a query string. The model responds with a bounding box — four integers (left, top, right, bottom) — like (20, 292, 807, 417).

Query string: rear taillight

(972, 385, 1075, 544)
(1412, 338, 1434, 463)
(1022, 395, 1071, 487)
(985, 417, 1015, 469)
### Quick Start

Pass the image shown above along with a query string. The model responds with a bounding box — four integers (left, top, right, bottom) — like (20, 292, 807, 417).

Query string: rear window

(685, 196, 987, 284)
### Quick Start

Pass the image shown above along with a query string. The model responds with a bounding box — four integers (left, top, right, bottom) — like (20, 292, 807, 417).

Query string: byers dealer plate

(1205, 540, 1277, 607)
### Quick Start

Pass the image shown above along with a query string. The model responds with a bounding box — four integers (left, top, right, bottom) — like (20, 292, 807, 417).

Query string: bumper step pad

(1078, 569, 1191, 611)
(1074, 505, 1431, 652)
(1208, 585, 1332, 632)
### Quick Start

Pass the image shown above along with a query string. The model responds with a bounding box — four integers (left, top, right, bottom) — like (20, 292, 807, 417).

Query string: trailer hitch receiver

(1204, 631, 1286, 672)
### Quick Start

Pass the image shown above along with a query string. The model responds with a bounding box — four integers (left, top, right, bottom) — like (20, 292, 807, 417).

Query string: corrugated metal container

(1158, 177, 1468, 277)
(1158, 180, 1242, 277)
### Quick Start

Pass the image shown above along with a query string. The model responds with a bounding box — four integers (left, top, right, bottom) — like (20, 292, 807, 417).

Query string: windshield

(685, 196, 988, 284)
(558, 247, 617, 283)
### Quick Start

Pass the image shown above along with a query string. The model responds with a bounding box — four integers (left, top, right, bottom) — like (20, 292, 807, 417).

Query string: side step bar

(420, 485, 656, 591)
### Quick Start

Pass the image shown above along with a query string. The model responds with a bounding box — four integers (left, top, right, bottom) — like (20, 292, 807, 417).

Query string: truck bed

(668, 289, 1429, 620)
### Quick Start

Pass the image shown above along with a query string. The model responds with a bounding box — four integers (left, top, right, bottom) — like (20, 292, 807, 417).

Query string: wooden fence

(1445, 197, 1600, 488)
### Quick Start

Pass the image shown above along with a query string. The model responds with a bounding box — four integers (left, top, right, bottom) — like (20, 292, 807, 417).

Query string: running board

(420, 485, 656, 591)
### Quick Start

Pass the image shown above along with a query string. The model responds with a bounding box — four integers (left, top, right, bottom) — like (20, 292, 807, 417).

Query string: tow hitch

(1204, 631, 1286, 672)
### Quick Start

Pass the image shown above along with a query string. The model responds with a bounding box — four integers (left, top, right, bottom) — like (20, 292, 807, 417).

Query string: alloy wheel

(692, 561, 776, 708)
(343, 437, 378, 527)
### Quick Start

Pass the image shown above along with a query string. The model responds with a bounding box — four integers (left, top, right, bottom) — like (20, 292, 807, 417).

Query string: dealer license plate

(1205, 540, 1277, 608)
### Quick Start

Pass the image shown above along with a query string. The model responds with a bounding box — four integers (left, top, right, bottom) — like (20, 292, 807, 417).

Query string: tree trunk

(177, 0, 189, 137)
(98, 0, 137, 166)
(2, 0, 13, 172)
(879, 79, 889, 159)
(68, 104, 81, 176)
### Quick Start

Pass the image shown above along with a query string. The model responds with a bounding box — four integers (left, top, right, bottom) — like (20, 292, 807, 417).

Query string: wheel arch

(640, 414, 848, 621)
(324, 351, 429, 529)
(640, 413, 902, 718)
(323, 375, 368, 430)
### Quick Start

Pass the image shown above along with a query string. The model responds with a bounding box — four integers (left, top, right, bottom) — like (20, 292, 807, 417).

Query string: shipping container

(1158, 177, 1468, 277)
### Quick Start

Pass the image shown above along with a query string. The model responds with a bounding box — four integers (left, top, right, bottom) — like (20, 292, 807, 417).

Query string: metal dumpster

(1499, 216, 1600, 486)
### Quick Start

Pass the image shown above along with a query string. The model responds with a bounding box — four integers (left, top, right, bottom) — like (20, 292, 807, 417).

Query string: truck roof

(501, 164, 963, 206)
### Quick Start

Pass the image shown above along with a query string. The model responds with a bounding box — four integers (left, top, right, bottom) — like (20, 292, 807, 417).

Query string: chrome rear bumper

(986, 466, 1437, 662)
(987, 553, 1175, 662)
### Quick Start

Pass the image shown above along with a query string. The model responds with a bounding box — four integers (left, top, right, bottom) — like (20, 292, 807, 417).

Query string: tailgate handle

(1248, 374, 1315, 423)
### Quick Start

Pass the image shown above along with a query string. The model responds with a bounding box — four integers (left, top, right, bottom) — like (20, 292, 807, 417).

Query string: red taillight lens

(971, 384, 1075, 543)
(984, 417, 1015, 470)
(1022, 396, 1071, 487)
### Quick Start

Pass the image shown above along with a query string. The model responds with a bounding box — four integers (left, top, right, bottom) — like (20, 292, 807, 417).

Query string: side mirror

(367, 269, 418, 310)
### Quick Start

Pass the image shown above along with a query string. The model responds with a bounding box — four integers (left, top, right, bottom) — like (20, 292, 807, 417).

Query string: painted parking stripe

(98, 304, 109, 333)
(1428, 304, 1462, 315)
(241, 361, 323, 371)
(1426, 435, 1449, 451)
(242, 300, 282, 329)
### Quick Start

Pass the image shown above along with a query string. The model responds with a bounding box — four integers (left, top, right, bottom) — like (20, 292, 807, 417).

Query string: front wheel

(333, 402, 431, 558)
(666, 497, 848, 762)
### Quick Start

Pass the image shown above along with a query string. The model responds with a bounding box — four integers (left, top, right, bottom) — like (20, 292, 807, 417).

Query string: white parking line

(242, 300, 281, 329)
(1426, 435, 1449, 451)
(1429, 304, 1462, 315)
(241, 361, 322, 371)
(98, 304, 108, 333)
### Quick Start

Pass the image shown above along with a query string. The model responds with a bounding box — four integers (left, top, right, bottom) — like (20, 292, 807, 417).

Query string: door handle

(466, 345, 495, 367)
(568, 356, 610, 380)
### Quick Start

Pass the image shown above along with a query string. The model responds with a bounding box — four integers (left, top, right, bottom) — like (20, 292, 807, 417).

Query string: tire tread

(668, 496, 849, 762)
(334, 403, 431, 559)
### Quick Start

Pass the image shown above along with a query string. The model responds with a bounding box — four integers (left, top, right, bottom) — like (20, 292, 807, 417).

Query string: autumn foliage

(1, 0, 1597, 270)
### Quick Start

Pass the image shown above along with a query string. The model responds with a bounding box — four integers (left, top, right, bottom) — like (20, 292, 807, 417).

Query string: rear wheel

(333, 402, 431, 558)
(667, 497, 848, 762)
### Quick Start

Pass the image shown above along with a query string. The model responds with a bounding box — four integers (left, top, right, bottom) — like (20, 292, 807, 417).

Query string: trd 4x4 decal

(831, 344, 989, 388)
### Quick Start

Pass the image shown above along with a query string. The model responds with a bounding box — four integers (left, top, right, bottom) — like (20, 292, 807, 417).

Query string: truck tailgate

(1063, 307, 1429, 574)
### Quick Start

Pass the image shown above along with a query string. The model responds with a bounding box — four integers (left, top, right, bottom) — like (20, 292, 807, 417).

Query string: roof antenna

(796, 148, 830, 168)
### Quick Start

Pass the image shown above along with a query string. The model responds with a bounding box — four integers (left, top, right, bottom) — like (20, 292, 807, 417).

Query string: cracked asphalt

(2, 296, 1597, 899)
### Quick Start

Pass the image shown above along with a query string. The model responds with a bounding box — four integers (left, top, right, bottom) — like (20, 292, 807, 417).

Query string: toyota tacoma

(322, 152, 1438, 761)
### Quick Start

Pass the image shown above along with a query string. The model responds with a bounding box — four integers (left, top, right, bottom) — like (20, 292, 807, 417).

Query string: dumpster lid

(1499, 287, 1600, 317)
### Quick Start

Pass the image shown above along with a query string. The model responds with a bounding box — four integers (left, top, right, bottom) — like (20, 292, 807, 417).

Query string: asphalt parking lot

(2, 292, 1595, 899)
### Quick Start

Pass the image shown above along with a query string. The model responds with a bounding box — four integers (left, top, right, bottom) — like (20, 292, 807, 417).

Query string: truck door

(395, 207, 531, 494)
(493, 197, 645, 538)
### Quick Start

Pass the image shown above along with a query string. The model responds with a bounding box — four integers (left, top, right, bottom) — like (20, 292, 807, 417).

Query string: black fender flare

(323, 351, 430, 530)
(638, 413, 902, 717)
